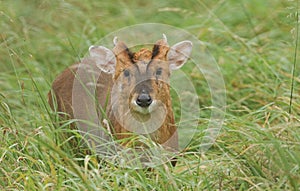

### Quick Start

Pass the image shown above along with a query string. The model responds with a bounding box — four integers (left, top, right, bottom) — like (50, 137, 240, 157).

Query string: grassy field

(1, 0, 300, 190)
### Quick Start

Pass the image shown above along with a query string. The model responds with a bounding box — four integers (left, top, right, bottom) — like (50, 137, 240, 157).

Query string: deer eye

(124, 70, 130, 77)
(156, 68, 162, 76)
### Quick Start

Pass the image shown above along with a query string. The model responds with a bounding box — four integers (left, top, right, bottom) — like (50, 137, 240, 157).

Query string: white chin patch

(131, 100, 157, 114)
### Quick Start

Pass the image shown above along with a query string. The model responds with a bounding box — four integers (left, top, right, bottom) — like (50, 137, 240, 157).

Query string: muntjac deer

(48, 35, 192, 165)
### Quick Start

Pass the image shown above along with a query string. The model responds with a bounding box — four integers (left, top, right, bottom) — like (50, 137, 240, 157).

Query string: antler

(162, 34, 167, 43)
(113, 36, 118, 46)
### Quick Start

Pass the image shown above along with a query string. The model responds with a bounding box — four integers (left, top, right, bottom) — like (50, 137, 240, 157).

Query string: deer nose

(136, 93, 152, 108)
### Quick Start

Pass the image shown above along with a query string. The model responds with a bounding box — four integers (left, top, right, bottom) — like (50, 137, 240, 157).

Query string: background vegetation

(1, 0, 300, 190)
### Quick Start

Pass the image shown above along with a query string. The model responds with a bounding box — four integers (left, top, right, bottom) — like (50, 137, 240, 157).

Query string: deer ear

(167, 41, 193, 70)
(89, 45, 116, 74)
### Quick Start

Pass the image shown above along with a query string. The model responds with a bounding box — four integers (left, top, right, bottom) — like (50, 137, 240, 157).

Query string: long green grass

(1, 0, 300, 190)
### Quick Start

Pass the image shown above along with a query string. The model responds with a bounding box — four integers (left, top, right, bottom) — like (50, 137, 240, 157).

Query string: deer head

(88, 35, 193, 139)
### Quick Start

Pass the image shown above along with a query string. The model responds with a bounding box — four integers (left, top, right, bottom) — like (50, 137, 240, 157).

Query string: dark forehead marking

(149, 43, 165, 70)
(146, 58, 158, 73)
(151, 44, 160, 59)
(134, 61, 151, 76)
(126, 48, 134, 62)
(133, 62, 140, 74)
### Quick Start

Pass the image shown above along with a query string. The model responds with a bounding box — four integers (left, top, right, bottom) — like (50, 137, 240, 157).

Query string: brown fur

(48, 38, 182, 162)
(108, 39, 178, 150)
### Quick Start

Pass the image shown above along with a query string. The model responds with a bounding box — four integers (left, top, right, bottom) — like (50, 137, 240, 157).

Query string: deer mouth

(131, 99, 158, 115)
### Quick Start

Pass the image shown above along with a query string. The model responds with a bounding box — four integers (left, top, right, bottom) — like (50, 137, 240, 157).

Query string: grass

(1, 0, 300, 190)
